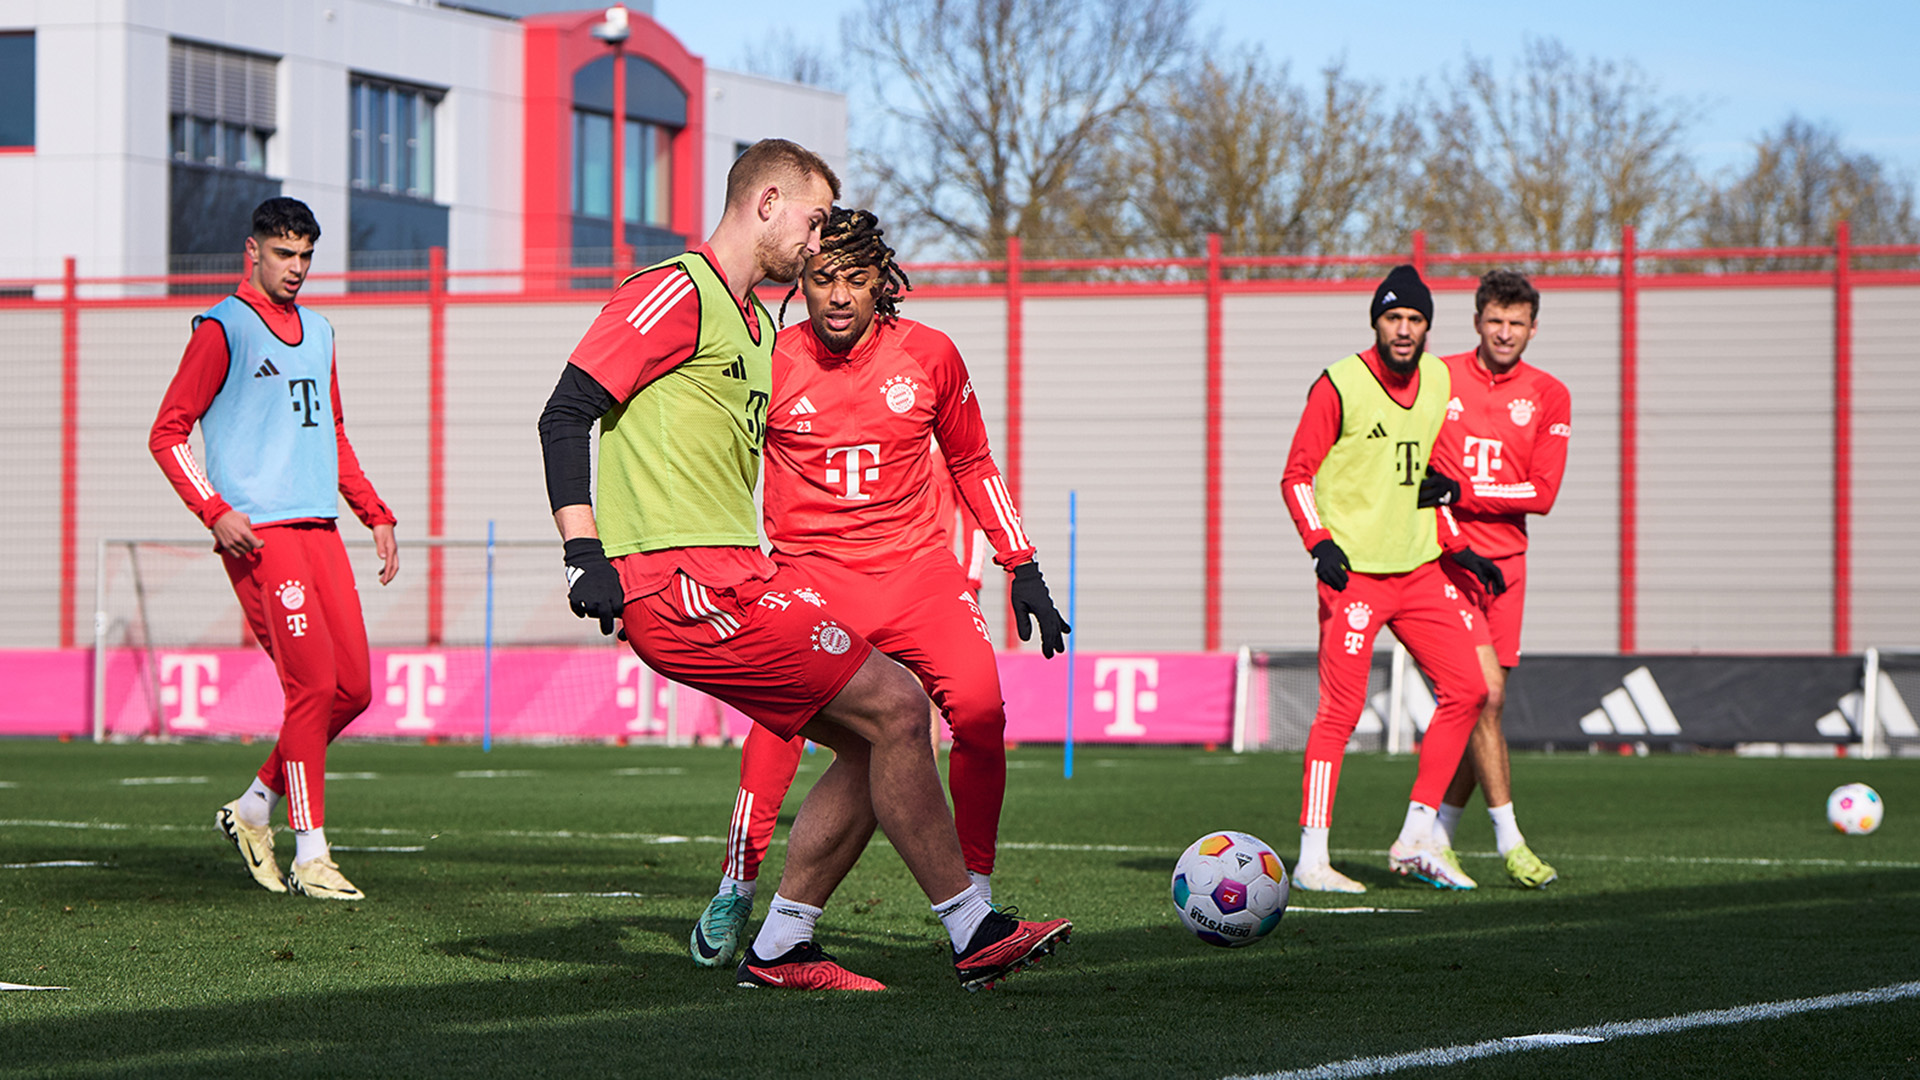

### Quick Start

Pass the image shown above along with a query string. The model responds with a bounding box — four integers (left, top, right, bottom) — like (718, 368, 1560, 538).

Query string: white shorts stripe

(678, 575, 739, 641)
(169, 443, 216, 501)
(1292, 482, 1323, 534)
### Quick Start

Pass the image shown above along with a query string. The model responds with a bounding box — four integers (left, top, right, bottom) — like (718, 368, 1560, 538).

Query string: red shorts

(1440, 552, 1527, 668)
(618, 562, 874, 739)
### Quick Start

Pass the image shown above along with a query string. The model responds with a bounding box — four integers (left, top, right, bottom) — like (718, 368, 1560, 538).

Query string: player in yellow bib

(1279, 265, 1508, 893)
(537, 139, 1069, 992)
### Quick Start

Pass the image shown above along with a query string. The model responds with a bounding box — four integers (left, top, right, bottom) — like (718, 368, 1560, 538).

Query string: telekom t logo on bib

(1093, 658, 1159, 737)
(825, 443, 881, 500)
(159, 654, 220, 731)
(385, 653, 446, 730)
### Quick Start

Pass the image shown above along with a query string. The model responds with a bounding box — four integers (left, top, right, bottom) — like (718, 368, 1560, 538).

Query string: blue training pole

(1065, 491, 1078, 779)
(483, 520, 496, 752)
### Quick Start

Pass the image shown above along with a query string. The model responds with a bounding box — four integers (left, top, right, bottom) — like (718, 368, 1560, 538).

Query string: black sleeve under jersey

(538, 363, 618, 513)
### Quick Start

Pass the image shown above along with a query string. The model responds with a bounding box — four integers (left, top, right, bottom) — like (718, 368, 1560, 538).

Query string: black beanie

(1370, 264, 1432, 325)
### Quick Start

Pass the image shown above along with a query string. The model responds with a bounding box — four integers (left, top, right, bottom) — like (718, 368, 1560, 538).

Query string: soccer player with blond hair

(686, 206, 1069, 969)
(538, 142, 1069, 991)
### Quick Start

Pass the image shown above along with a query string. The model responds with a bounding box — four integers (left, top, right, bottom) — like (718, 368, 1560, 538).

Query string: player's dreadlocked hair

(779, 206, 913, 328)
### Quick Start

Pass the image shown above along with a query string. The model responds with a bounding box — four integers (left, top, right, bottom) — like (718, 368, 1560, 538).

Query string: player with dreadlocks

(690, 206, 1072, 974)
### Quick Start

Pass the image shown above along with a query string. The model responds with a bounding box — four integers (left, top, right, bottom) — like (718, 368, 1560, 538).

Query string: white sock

(968, 870, 992, 905)
(933, 887, 991, 952)
(236, 777, 280, 828)
(718, 874, 756, 900)
(1397, 802, 1438, 848)
(1488, 803, 1525, 856)
(1435, 803, 1464, 847)
(749, 893, 821, 959)
(1297, 826, 1330, 870)
(293, 826, 328, 864)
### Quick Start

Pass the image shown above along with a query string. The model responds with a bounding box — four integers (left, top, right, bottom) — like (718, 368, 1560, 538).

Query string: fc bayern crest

(881, 374, 918, 414)
(1508, 397, 1536, 426)
(812, 621, 853, 655)
(1345, 601, 1371, 631)
(277, 580, 306, 611)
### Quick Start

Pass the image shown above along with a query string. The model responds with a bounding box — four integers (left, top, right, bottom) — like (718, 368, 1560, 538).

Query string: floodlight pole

(594, 6, 632, 275)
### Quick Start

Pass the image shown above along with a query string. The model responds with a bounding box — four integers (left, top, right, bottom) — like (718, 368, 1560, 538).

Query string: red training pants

(726, 549, 1007, 881)
(222, 522, 372, 831)
(1300, 559, 1488, 830)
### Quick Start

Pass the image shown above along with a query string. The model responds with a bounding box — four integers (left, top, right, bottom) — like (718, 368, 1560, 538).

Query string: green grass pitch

(2, 741, 1917, 1079)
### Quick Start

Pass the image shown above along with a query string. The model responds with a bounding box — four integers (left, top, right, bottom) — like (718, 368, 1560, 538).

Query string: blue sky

(651, 0, 1920, 179)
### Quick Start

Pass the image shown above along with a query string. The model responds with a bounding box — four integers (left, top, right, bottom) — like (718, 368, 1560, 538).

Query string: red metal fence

(7, 229, 1918, 654)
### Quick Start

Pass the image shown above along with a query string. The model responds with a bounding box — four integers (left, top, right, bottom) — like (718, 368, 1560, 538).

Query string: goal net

(1232, 638, 1432, 754)
(91, 537, 746, 745)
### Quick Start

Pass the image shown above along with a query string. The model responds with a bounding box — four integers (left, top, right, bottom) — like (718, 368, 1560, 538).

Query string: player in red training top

(150, 197, 399, 902)
(1415, 269, 1569, 888)
(539, 142, 1070, 992)
(1280, 265, 1507, 894)
(686, 206, 1070, 969)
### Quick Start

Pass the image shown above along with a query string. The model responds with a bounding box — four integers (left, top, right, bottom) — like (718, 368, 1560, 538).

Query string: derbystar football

(1171, 830, 1289, 947)
(1827, 783, 1883, 835)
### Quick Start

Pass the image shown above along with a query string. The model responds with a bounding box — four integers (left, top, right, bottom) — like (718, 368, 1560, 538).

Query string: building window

(168, 41, 275, 172)
(350, 75, 440, 200)
(573, 112, 673, 228)
(0, 32, 33, 149)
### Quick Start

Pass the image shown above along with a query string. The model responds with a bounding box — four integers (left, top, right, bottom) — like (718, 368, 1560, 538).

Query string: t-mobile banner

(998, 652, 1238, 744)
(73, 647, 1237, 744)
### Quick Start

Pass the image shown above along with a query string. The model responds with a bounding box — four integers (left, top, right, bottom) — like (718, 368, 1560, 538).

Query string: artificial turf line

(1227, 979, 1920, 1080)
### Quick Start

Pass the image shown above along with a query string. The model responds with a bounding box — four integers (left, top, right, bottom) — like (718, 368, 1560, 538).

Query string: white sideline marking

(3, 861, 104, 869)
(117, 776, 208, 786)
(1288, 907, 1422, 915)
(1225, 980, 1920, 1080)
(611, 768, 687, 776)
(540, 891, 654, 898)
(325, 772, 379, 781)
(2, 982, 68, 991)
(454, 770, 540, 779)
(0, 781, 16, 788)
(330, 846, 425, 853)
(0, 818, 1914, 874)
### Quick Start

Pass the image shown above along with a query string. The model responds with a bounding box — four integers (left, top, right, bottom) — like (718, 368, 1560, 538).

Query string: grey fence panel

(1636, 287, 1834, 652)
(0, 310, 65, 645)
(1851, 286, 1920, 649)
(1022, 295, 1207, 651)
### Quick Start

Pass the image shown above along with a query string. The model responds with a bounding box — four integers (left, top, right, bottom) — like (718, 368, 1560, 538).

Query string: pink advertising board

(7, 648, 1236, 745)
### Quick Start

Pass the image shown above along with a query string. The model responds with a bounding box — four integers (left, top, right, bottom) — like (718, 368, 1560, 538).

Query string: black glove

(1310, 539, 1350, 591)
(563, 537, 626, 635)
(1009, 562, 1071, 659)
(1418, 467, 1462, 508)
(1449, 546, 1507, 595)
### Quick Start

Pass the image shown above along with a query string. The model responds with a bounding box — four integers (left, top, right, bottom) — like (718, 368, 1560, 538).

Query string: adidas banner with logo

(1499, 655, 1909, 746)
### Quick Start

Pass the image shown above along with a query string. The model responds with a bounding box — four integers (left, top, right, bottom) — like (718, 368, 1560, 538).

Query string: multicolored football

(1827, 783, 1883, 836)
(1171, 830, 1289, 947)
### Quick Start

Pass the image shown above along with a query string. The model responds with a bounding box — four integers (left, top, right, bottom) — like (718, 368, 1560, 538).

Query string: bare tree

(847, 0, 1195, 259)
(1699, 116, 1920, 249)
(737, 30, 843, 91)
(1109, 54, 1394, 264)
(1386, 39, 1700, 253)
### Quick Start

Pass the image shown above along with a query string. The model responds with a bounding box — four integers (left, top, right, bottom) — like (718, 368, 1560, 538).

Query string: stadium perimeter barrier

(1236, 645, 1920, 758)
(3, 233, 1919, 747)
